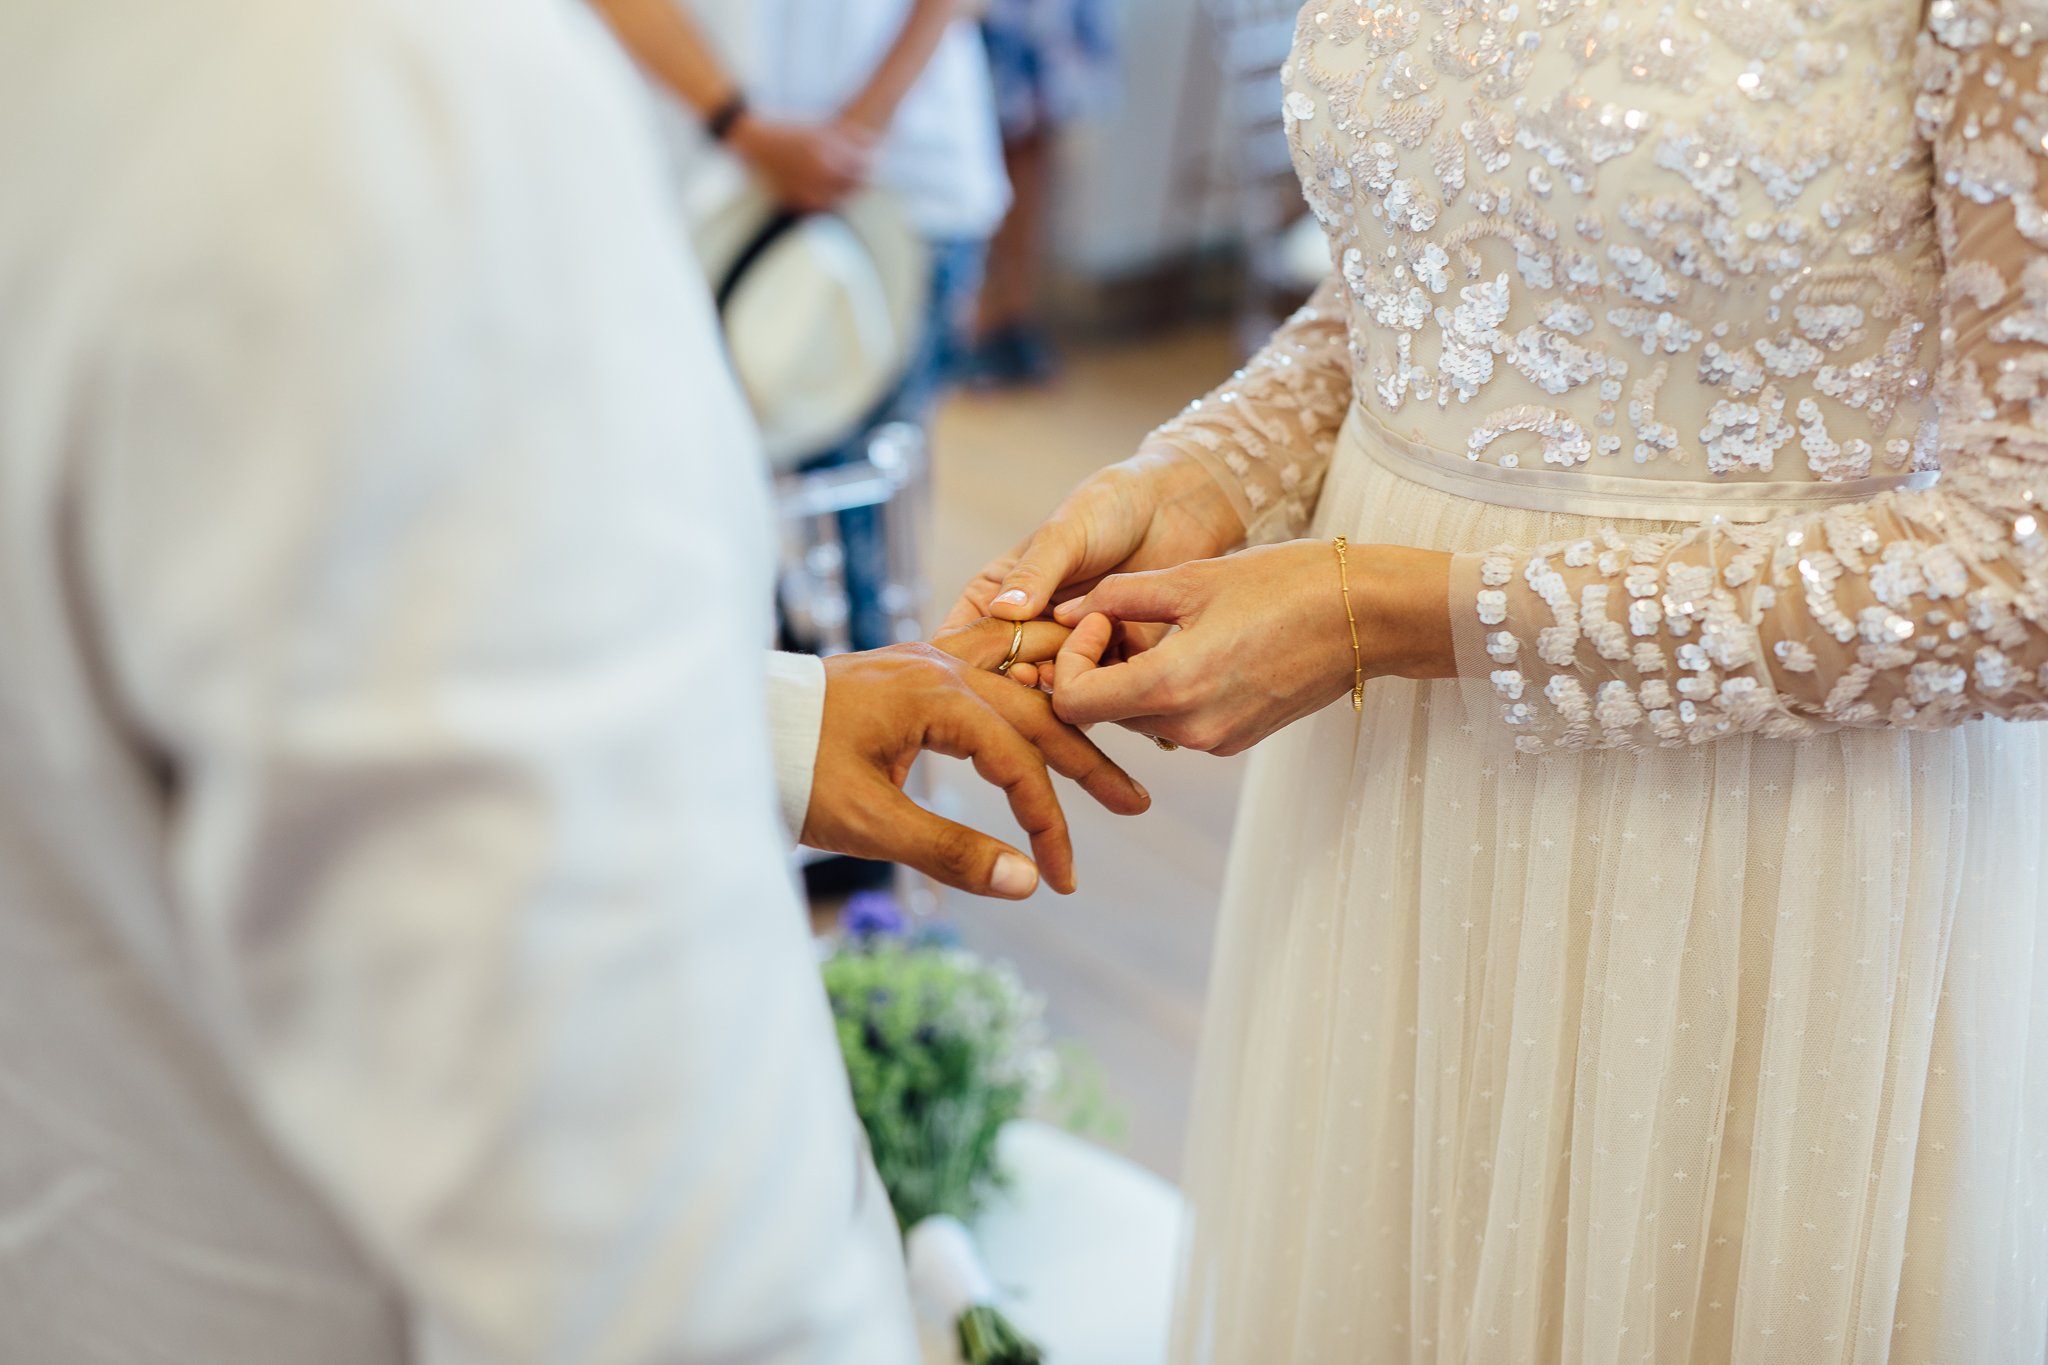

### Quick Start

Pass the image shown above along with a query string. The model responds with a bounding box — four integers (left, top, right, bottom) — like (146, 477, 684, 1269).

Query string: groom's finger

(929, 618, 1073, 674)
(919, 693, 1076, 894)
(861, 782, 1044, 900)
(962, 665, 1151, 817)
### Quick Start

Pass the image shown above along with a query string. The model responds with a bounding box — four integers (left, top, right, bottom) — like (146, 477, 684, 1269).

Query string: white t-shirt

(667, 0, 1010, 241)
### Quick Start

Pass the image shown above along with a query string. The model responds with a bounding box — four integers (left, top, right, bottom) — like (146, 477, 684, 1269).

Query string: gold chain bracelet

(1333, 536, 1364, 713)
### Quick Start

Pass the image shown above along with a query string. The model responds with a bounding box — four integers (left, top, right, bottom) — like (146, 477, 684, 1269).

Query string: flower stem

(957, 1305, 1044, 1365)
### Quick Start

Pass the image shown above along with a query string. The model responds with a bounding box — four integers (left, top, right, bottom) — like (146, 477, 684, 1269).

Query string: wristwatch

(707, 92, 749, 144)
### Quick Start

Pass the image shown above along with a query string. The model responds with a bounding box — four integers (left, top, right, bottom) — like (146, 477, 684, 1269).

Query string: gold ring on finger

(994, 620, 1026, 676)
(1152, 735, 1180, 752)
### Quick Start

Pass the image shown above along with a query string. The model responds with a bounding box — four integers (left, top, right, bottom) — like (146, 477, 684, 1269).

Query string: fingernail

(1134, 780, 1151, 805)
(993, 589, 1029, 607)
(991, 853, 1037, 898)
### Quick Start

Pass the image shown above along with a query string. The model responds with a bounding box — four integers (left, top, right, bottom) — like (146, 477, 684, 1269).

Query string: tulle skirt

(1169, 420, 2048, 1364)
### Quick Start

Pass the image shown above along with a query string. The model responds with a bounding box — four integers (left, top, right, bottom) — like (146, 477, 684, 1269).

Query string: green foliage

(958, 1304, 1045, 1365)
(822, 940, 1056, 1230)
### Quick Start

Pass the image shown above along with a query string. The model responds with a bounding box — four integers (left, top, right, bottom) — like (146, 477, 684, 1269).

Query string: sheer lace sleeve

(1148, 276, 1355, 545)
(1450, 1, 2048, 750)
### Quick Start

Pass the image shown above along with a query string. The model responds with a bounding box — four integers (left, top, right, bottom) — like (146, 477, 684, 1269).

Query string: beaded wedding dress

(1152, 2, 2048, 1360)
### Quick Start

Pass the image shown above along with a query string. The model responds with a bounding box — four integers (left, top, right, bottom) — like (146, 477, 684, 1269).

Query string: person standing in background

(590, 0, 1009, 655)
(966, 0, 1118, 391)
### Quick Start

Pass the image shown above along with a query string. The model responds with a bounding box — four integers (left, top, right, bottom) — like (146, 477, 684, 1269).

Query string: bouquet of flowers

(823, 893, 1103, 1365)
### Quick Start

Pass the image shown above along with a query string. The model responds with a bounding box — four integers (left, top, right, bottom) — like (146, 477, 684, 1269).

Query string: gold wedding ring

(1152, 736, 1179, 752)
(994, 619, 1026, 676)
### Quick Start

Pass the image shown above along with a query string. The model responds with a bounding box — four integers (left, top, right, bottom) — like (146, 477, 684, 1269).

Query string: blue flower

(842, 891, 907, 941)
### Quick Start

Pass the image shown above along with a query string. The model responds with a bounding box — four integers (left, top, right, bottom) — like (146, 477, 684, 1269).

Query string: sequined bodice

(1283, 0, 1942, 486)
(1151, 0, 2048, 750)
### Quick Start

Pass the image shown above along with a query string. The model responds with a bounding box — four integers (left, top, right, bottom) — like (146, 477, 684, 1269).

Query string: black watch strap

(707, 93, 748, 144)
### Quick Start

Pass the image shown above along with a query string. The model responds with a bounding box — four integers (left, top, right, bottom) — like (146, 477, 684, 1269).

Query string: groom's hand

(804, 623, 1150, 899)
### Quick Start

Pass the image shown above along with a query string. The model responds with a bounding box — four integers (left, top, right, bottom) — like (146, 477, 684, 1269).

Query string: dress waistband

(1347, 405, 1941, 524)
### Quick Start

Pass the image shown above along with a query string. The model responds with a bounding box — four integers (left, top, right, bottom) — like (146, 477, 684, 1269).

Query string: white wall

(1049, 0, 1238, 278)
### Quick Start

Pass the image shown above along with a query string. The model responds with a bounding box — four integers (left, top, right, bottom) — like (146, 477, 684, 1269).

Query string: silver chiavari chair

(774, 421, 942, 915)
(1182, 0, 1325, 353)
(774, 420, 929, 659)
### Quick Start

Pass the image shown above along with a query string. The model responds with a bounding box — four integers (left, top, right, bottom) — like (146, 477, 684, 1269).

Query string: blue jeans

(803, 237, 987, 653)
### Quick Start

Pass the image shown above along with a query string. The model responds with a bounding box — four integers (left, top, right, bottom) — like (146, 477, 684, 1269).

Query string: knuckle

(1023, 529, 1073, 563)
(1002, 692, 1050, 731)
(935, 825, 983, 877)
(899, 641, 953, 671)
(992, 724, 1039, 768)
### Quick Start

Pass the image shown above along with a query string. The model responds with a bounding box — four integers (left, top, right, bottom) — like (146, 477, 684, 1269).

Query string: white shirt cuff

(764, 651, 828, 844)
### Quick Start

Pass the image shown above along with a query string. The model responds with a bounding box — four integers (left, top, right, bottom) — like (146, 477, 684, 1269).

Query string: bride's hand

(1049, 540, 1457, 757)
(941, 446, 1248, 639)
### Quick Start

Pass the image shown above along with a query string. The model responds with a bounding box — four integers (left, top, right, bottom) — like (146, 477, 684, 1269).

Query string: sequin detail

(1147, 0, 2048, 750)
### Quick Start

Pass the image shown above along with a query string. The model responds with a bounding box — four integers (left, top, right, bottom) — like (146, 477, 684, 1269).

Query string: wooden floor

(918, 328, 1248, 1181)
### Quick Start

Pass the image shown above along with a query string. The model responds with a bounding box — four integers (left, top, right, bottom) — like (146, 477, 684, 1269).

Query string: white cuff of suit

(766, 651, 828, 844)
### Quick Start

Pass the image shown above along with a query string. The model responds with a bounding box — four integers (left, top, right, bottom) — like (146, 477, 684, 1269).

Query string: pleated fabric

(1170, 424, 2048, 1364)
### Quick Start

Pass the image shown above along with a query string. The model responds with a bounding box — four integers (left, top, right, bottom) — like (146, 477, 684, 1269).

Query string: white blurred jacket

(0, 1, 914, 1362)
